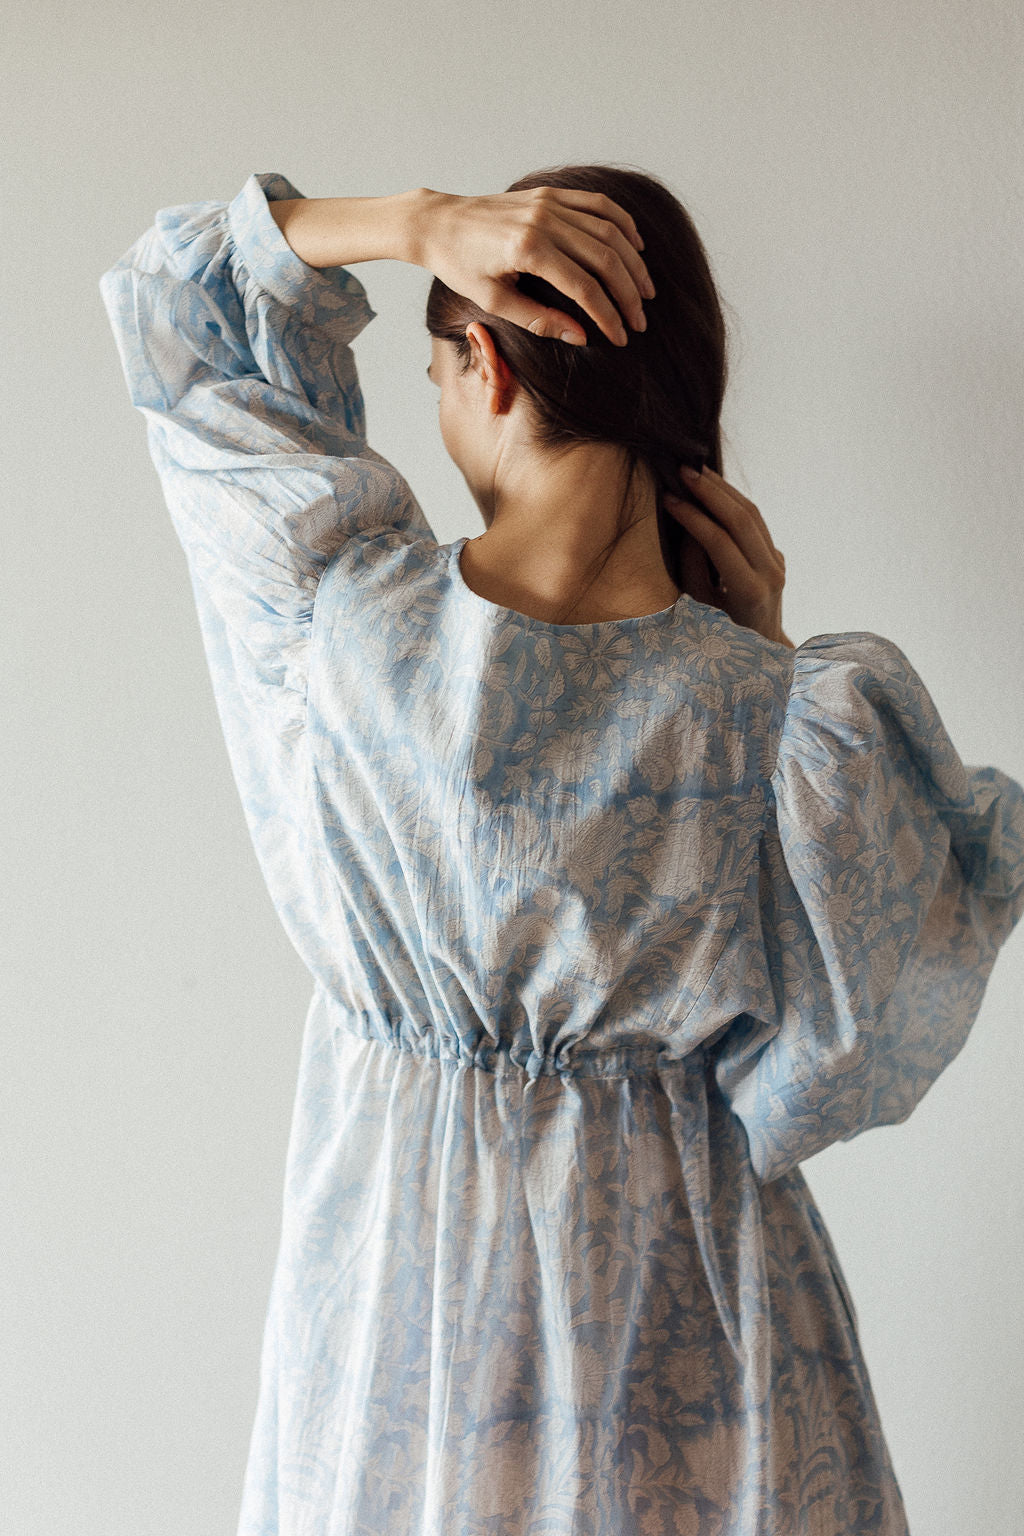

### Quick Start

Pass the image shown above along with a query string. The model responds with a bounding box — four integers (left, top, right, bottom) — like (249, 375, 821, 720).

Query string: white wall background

(4, 1, 1022, 1532)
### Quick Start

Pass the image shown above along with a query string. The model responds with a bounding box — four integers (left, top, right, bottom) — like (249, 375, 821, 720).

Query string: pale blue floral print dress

(100, 172, 1024, 1536)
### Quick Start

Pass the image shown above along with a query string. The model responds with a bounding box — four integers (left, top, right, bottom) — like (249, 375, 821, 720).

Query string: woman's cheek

(438, 398, 460, 464)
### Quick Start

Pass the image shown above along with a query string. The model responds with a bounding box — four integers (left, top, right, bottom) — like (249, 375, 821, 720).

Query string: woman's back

(305, 522, 779, 1066)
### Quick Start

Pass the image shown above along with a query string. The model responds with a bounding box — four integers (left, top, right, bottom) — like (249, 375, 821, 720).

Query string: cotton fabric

(100, 171, 1024, 1536)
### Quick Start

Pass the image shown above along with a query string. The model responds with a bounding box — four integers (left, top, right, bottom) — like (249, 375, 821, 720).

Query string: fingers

(682, 467, 785, 564)
(664, 494, 750, 594)
(517, 234, 645, 346)
(550, 208, 656, 332)
(488, 284, 587, 344)
(515, 242, 626, 344)
(515, 188, 654, 345)
(545, 187, 646, 253)
(563, 229, 650, 339)
(547, 200, 655, 294)
(664, 470, 787, 605)
(675, 467, 785, 582)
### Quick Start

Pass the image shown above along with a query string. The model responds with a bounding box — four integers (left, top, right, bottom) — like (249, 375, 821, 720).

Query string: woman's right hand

(413, 185, 656, 347)
(663, 466, 794, 646)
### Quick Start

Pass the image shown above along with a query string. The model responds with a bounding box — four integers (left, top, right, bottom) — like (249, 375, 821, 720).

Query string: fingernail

(617, 323, 628, 345)
(636, 310, 647, 331)
(681, 465, 700, 480)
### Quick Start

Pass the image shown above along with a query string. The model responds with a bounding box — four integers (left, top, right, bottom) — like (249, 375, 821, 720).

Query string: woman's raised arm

(98, 170, 434, 991)
(270, 183, 656, 347)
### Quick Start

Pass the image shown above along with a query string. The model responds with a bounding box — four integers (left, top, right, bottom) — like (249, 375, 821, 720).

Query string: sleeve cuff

(226, 171, 378, 341)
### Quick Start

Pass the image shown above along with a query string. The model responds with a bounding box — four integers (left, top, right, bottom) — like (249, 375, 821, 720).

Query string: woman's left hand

(663, 466, 794, 646)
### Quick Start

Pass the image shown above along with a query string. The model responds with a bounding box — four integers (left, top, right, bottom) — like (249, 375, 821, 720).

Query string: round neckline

(447, 537, 690, 633)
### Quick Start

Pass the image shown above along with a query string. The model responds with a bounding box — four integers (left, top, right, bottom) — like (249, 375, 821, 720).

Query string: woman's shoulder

(775, 628, 934, 753)
(705, 622, 923, 799)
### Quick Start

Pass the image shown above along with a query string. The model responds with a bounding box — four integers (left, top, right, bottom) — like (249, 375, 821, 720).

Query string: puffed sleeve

(97, 173, 434, 974)
(98, 171, 434, 710)
(711, 631, 1024, 1185)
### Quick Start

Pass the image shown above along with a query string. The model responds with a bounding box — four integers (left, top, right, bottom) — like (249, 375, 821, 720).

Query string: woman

(100, 164, 1024, 1535)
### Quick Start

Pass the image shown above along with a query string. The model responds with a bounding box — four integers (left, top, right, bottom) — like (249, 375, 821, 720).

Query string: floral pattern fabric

(100, 172, 1024, 1536)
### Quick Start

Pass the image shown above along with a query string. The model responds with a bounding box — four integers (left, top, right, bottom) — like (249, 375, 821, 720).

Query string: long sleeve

(98, 171, 435, 980)
(711, 631, 1024, 1185)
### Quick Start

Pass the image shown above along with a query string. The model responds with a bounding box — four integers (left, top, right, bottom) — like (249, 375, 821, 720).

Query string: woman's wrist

(268, 187, 436, 270)
(401, 187, 465, 271)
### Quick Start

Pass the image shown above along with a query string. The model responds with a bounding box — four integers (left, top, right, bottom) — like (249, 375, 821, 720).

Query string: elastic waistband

(327, 1001, 709, 1084)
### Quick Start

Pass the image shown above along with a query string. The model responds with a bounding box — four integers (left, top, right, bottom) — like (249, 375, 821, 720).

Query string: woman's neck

(461, 507, 681, 624)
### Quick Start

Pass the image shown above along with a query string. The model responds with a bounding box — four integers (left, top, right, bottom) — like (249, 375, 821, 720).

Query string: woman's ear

(465, 322, 516, 414)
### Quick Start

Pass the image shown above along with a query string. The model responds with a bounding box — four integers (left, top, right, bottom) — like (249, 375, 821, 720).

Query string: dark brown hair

(425, 161, 731, 601)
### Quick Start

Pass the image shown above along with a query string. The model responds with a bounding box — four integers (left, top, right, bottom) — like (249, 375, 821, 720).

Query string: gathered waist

(323, 995, 714, 1084)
